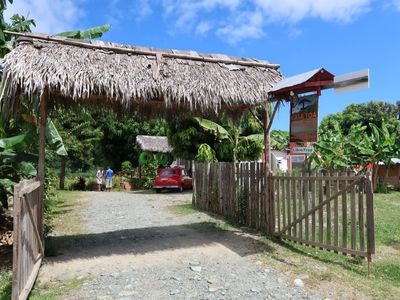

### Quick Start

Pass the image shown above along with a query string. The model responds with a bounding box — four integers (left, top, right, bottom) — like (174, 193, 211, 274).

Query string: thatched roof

(136, 135, 172, 153)
(0, 32, 282, 116)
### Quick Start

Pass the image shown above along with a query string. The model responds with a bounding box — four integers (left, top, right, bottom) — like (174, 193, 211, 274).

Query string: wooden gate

(271, 172, 375, 260)
(193, 163, 375, 261)
(12, 179, 44, 300)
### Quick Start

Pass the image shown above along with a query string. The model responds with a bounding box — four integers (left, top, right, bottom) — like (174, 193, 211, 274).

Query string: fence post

(192, 162, 196, 207)
(365, 172, 375, 262)
(268, 171, 275, 235)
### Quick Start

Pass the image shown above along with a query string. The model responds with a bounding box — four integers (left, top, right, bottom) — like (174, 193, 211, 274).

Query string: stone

(118, 291, 137, 297)
(170, 276, 181, 281)
(208, 284, 224, 292)
(206, 276, 218, 284)
(294, 278, 304, 288)
(170, 289, 180, 295)
(189, 261, 201, 266)
(190, 266, 202, 272)
(97, 296, 113, 300)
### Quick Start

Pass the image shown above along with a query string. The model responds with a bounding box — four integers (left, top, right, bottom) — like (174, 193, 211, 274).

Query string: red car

(153, 167, 192, 193)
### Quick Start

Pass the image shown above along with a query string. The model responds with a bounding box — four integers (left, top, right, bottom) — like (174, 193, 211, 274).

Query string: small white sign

(293, 147, 314, 154)
(291, 155, 305, 163)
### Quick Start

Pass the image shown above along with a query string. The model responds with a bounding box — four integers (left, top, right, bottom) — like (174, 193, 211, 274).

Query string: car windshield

(160, 169, 177, 175)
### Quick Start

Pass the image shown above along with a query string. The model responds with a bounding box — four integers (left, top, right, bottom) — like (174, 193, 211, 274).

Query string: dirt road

(38, 191, 321, 299)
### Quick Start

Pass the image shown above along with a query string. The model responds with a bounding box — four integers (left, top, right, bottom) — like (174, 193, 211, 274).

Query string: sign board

(290, 155, 305, 169)
(290, 93, 318, 143)
(334, 69, 369, 94)
(292, 147, 313, 154)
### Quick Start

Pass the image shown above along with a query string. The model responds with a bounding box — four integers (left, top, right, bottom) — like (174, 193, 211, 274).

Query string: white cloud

(134, 0, 154, 21)
(254, 0, 370, 23)
(156, 0, 372, 43)
(4, 0, 85, 34)
(195, 21, 213, 36)
(217, 10, 264, 44)
(393, 0, 400, 10)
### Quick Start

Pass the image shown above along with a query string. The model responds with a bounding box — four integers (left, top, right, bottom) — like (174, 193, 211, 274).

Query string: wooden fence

(272, 172, 375, 259)
(192, 162, 375, 260)
(12, 179, 44, 300)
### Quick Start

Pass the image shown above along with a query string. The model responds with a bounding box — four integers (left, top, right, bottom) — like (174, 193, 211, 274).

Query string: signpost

(290, 93, 319, 143)
(292, 146, 314, 154)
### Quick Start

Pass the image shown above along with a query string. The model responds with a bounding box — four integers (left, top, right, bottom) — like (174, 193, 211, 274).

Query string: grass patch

(29, 276, 93, 300)
(0, 268, 11, 300)
(167, 203, 198, 215)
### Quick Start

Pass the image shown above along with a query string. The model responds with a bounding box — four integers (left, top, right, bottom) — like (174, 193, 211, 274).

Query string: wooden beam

(37, 89, 47, 183)
(266, 100, 281, 134)
(248, 108, 264, 128)
(5, 31, 281, 69)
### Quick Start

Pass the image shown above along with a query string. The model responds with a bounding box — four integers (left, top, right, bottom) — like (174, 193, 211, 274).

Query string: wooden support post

(37, 89, 48, 247)
(38, 90, 48, 183)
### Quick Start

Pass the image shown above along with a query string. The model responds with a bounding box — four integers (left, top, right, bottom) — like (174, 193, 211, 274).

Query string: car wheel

(155, 189, 161, 193)
(179, 185, 184, 193)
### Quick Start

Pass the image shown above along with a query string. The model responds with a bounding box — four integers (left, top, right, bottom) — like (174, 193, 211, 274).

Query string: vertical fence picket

(359, 177, 365, 251)
(318, 173, 324, 246)
(256, 163, 260, 229)
(326, 172, 332, 246)
(297, 173, 302, 240)
(287, 171, 292, 236)
(341, 172, 348, 254)
(334, 172, 339, 253)
(350, 172, 357, 252)
(292, 174, 297, 238)
(277, 173, 281, 233)
(311, 172, 316, 243)
(282, 173, 286, 231)
(305, 173, 309, 242)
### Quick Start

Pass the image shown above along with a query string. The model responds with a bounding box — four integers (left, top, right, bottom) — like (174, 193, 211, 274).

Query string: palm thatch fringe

(1, 32, 283, 117)
(136, 135, 172, 153)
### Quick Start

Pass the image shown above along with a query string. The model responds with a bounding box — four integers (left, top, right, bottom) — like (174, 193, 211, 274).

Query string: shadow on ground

(45, 222, 275, 262)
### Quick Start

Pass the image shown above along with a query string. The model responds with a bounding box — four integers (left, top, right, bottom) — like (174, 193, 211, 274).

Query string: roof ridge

(5, 31, 280, 69)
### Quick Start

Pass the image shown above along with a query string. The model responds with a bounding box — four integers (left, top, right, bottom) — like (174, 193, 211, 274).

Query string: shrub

(121, 161, 132, 174)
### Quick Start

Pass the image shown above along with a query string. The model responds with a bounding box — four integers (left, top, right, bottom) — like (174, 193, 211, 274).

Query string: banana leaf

(18, 161, 37, 177)
(57, 24, 111, 39)
(46, 119, 68, 156)
(194, 117, 230, 141)
(0, 134, 26, 149)
(0, 178, 15, 195)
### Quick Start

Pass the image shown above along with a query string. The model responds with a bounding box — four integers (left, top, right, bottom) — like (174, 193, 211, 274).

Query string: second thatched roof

(1, 32, 282, 116)
(136, 135, 172, 153)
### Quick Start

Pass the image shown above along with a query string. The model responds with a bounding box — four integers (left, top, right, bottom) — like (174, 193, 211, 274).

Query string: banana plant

(193, 117, 263, 162)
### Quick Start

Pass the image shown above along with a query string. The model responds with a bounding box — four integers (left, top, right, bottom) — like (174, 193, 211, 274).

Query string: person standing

(105, 166, 114, 192)
(96, 168, 103, 191)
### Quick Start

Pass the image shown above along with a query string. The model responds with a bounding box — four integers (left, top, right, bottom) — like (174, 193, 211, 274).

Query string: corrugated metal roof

(270, 68, 323, 92)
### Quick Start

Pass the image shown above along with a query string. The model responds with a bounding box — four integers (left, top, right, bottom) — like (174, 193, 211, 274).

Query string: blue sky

(6, 0, 400, 130)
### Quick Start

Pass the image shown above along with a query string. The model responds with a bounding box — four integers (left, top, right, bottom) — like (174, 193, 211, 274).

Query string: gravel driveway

(39, 191, 322, 300)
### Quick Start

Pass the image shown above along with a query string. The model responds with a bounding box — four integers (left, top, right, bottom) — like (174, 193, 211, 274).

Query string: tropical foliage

(313, 101, 400, 191)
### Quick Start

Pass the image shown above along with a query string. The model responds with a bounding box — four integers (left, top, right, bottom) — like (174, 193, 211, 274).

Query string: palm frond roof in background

(136, 135, 172, 153)
(1, 32, 282, 116)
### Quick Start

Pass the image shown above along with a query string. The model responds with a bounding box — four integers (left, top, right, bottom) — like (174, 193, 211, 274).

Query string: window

(161, 169, 176, 175)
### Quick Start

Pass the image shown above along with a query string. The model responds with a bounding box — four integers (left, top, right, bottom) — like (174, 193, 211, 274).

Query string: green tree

(270, 130, 289, 151)
(320, 101, 399, 135)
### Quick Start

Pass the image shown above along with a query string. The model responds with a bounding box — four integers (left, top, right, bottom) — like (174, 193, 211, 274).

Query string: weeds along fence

(192, 162, 375, 261)
(12, 179, 44, 300)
